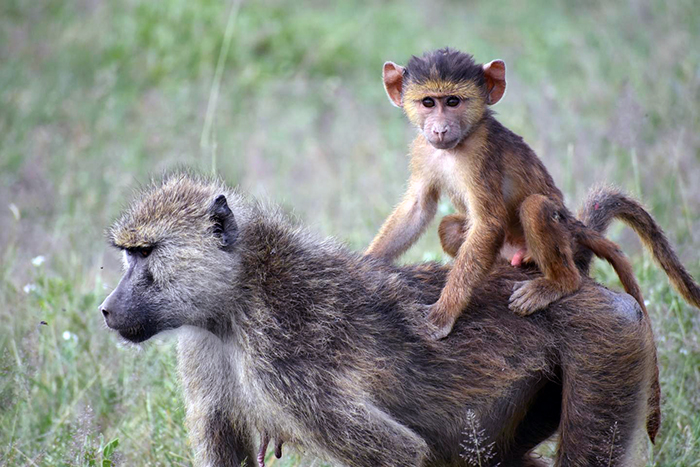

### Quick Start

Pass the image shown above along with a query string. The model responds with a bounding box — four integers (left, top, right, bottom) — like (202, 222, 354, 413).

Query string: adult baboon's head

(99, 174, 248, 342)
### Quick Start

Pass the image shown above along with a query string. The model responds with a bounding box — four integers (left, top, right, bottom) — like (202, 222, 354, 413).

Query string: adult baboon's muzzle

(99, 277, 159, 343)
(99, 281, 127, 330)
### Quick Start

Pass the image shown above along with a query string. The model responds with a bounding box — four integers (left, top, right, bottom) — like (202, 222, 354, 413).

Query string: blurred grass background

(1, 0, 699, 465)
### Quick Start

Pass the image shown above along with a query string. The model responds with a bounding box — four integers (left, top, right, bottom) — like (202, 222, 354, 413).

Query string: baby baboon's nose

(432, 126, 448, 141)
(101, 307, 109, 319)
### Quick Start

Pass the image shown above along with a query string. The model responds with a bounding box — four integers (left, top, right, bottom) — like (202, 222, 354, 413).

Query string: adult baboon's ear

(383, 61, 405, 107)
(483, 60, 506, 105)
(210, 195, 238, 248)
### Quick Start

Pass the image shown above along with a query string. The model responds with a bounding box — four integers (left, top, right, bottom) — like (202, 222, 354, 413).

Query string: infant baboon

(101, 174, 658, 466)
(365, 48, 647, 341)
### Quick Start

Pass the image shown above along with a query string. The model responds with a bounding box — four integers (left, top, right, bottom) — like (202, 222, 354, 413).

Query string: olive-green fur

(106, 174, 657, 466)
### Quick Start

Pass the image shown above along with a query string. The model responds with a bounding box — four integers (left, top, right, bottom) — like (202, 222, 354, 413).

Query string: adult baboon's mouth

(117, 324, 154, 343)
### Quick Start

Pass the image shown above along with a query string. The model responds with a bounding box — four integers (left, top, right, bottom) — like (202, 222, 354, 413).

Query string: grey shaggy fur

(101, 173, 657, 466)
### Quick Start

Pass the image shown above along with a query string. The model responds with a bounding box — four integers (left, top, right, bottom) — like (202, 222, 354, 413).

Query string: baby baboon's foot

(509, 279, 568, 316)
(426, 303, 458, 340)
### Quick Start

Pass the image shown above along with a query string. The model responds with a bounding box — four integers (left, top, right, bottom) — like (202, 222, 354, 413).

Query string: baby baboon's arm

(427, 180, 508, 339)
(366, 178, 439, 262)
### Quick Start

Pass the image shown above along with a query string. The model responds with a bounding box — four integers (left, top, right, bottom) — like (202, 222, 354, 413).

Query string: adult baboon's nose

(99, 299, 113, 326)
(99, 288, 120, 327)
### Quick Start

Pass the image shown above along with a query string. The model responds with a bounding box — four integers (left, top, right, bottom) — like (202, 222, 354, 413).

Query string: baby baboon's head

(100, 174, 247, 343)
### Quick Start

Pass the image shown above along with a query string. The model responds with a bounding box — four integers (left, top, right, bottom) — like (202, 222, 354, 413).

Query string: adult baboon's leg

(303, 397, 429, 467)
(178, 331, 256, 466)
(555, 300, 654, 466)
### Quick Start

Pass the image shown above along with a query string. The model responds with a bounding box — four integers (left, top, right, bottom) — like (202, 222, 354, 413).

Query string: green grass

(1, 0, 699, 465)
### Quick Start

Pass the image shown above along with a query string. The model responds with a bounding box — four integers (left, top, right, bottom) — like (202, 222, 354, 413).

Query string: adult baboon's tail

(578, 186, 700, 310)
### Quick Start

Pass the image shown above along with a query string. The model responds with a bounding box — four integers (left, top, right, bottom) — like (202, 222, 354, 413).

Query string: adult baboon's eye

(128, 247, 153, 258)
(421, 97, 435, 108)
(446, 96, 460, 107)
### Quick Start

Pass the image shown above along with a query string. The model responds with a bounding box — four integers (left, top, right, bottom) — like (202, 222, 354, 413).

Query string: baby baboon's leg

(510, 194, 580, 316)
(438, 213, 469, 258)
(439, 213, 533, 266)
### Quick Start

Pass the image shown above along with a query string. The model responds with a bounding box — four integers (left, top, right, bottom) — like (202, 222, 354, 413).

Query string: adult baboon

(100, 174, 657, 466)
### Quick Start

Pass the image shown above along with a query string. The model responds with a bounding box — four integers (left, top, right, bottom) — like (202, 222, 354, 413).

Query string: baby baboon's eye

(140, 247, 152, 258)
(445, 96, 460, 107)
(421, 97, 435, 108)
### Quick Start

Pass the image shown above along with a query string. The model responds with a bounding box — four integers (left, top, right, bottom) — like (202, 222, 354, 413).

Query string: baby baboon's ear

(383, 61, 405, 108)
(483, 60, 506, 105)
(210, 195, 238, 248)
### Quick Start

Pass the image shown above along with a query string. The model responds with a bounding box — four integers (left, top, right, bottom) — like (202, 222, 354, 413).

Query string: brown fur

(577, 186, 700, 309)
(441, 185, 700, 441)
(365, 48, 645, 341)
(577, 186, 700, 440)
(440, 185, 698, 442)
(101, 174, 658, 466)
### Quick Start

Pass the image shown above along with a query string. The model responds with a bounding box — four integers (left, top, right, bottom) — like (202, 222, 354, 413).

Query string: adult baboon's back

(100, 174, 657, 466)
